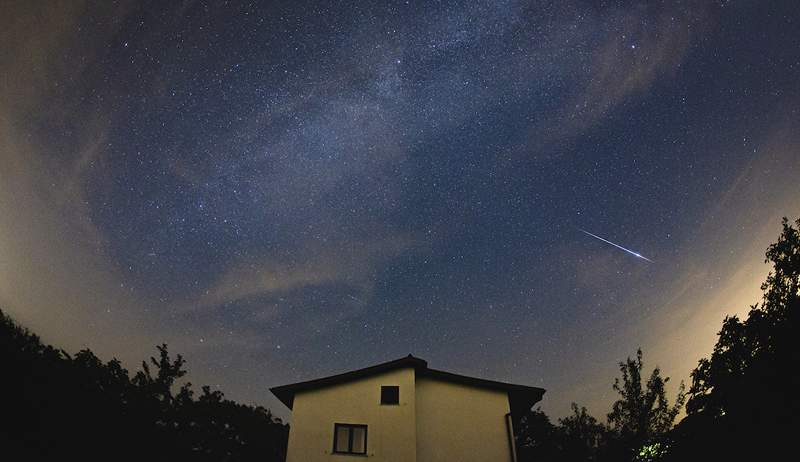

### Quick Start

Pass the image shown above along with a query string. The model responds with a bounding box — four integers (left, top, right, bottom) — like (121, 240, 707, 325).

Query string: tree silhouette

(668, 217, 800, 460)
(515, 407, 560, 462)
(558, 403, 606, 462)
(515, 350, 681, 462)
(516, 404, 606, 462)
(0, 309, 288, 461)
(133, 343, 188, 405)
(607, 349, 685, 440)
(600, 349, 685, 461)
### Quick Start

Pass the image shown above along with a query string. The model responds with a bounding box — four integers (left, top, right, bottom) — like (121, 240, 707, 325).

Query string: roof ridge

(270, 355, 544, 415)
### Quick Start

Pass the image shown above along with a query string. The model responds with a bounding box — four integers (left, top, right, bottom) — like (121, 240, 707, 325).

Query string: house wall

(285, 367, 417, 462)
(415, 376, 512, 462)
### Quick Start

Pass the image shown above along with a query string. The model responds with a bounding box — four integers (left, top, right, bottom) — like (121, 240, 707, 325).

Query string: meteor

(347, 294, 364, 303)
(579, 229, 654, 263)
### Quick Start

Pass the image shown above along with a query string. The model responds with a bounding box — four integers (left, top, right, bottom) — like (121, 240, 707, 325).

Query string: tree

(0, 309, 288, 461)
(688, 217, 800, 416)
(515, 407, 560, 462)
(558, 403, 606, 462)
(133, 343, 188, 405)
(515, 349, 682, 462)
(674, 217, 800, 460)
(604, 349, 685, 461)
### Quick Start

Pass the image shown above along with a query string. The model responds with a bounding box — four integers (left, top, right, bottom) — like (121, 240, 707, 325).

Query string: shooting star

(579, 229, 654, 263)
(347, 294, 364, 304)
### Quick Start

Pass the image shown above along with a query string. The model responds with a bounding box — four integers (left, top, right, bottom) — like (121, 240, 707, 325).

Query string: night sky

(2, 0, 799, 420)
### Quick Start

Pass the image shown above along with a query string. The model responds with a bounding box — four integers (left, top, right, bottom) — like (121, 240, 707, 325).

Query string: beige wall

(285, 369, 514, 462)
(286, 367, 417, 462)
(415, 377, 512, 462)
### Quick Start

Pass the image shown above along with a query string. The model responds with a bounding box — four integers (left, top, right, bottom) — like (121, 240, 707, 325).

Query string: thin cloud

(194, 235, 417, 311)
(511, 2, 712, 157)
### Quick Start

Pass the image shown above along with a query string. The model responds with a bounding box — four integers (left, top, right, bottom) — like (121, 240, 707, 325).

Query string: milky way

(1, 0, 799, 419)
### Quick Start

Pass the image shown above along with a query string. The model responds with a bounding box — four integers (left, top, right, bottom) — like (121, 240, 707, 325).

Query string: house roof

(269, 354, 545, 416)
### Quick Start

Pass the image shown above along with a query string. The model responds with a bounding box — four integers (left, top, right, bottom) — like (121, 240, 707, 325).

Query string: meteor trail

(347, 294, 364, 303)
(579, 229, 654, 263)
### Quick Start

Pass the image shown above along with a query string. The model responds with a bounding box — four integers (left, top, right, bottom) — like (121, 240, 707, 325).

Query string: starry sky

(1, 0, 799, 420)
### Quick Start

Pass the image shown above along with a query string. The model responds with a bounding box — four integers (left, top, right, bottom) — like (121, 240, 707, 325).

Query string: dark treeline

(1, 218, 798, 461)
(0, 314, 288, 461)
(515, 217, 800, 462)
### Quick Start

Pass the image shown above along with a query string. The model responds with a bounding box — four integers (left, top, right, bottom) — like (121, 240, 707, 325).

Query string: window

(380, 385, 399, 405)
(333, 423, 367, 455)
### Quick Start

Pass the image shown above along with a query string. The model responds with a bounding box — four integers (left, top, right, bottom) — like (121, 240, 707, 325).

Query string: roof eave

(269, 355, 428, 410)
(269, 355, 546, 413)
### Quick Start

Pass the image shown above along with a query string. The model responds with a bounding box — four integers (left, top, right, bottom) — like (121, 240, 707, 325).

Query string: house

(270, 355, 545, 462)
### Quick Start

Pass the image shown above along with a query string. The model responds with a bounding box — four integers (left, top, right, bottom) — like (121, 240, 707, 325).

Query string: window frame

(332, 423, 368, 455)
(380, 385, 400, 405)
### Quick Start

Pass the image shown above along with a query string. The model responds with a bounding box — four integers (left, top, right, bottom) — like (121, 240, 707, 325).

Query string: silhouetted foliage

(558, 403, 606, 462)
(515, 407, 560, 462)
(0, 311, 288, 461)
(665, 217, 800, 461)
(603, 349, 685, 460)
(517, 350, 684, 462)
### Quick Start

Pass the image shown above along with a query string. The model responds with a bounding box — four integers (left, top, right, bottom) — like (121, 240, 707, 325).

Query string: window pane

(351, 426, 366, 453)
(335, 426, 350, 452)
(381, 385, 399, 404)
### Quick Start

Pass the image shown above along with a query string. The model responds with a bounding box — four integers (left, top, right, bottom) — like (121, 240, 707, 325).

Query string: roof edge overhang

(269, 354, 545, 413)
(419, 367, 545, 417)
(270, 355, 427, 409)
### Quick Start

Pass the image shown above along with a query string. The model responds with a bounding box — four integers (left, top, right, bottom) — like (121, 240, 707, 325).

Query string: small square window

(333, 423, 367, 455)
(381, 385, 399, 405)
